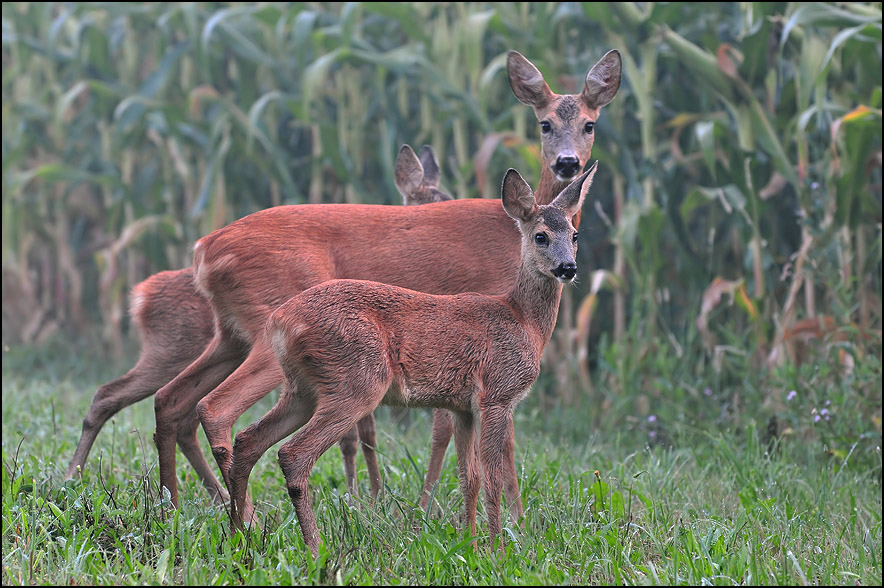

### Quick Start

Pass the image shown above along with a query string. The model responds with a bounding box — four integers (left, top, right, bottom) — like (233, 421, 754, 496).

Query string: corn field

(2, 2, 882, 401)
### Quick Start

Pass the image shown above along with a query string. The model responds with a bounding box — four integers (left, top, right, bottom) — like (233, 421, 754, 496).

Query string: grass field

(2, 338, 881, 585)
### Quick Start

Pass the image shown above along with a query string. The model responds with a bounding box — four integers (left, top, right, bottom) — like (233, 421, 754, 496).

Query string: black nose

(553, 156, 580, 178)
(552, 262, 577, 281)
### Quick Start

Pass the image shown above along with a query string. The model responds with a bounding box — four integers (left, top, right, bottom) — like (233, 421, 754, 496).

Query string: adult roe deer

(235, 164, 597, 555)
(151, 50, 621, 522)
(65, 144, 451, 501)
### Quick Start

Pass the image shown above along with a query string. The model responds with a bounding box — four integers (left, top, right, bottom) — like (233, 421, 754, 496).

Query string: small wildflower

(703, 387, 712, 397)
(649, 430, 658, 439)
(647, 415, 657, 423)
(824, 400, 831, 406)
(787, 390, 797, 401)
(593, 470, 601, 481)
(820, 408, 829, 416)
(811, 181, 820, 190)
(814, 415, 821, 423)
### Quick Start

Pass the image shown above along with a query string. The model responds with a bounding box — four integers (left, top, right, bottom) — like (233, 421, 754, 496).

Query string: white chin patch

(556, 173, 578, 183)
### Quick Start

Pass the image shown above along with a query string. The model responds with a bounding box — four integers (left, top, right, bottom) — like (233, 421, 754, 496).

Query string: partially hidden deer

(65, 267, 228, 502)
(151, 49, 621, 524)
(396, 144, 452, 206)
(234, 164, 597, 555)
(65, 144, 452, 502)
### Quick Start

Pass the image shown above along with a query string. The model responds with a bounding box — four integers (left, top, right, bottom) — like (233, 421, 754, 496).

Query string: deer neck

(535, 166, 583, 228)
(505, 261, 564, 347)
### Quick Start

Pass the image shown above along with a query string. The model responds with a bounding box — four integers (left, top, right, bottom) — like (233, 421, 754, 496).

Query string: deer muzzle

(553, 155, 581, 180)
(551, 262, 577, 282)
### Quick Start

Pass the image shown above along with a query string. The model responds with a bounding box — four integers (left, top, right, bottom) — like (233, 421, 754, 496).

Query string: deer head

(394, 144, 452, 206)
(502, 162, 597, 283)
(507, 50, 620, 183)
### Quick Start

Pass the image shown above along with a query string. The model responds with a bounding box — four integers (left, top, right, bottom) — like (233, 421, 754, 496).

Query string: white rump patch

(129, 286, 147, 325)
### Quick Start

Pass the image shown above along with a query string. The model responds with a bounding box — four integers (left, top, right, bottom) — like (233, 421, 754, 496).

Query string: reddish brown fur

(243, 166, 597, 555)
(65, 151, 449, 499)
(65, 269, 229, 501)
(151, 50, 621, 524)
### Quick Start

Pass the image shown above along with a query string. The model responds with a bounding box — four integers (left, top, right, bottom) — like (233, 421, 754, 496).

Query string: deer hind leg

(502, 416, 524, 525)
(229, 380, 317, 529)
(278, 394, 384, 557)
(154, 330, 247, 508)
(418, 408, 454, 513)
(338, 425, 360, 498)
(195, 340, 283, 517)
(175, 407, 229, 504)
(356, 413, 382, 501)
(337, 414, 382, 503)
(67, 356, 177, 479)
(451, 411, 480, 539)
(70, 346, 229, 504)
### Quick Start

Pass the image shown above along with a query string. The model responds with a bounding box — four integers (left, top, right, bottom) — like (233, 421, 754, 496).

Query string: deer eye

(540, 121, 551, 134)
(534, 233, 548, 245)
(584, 121, 594, 134)
(572, 232, 579, 243)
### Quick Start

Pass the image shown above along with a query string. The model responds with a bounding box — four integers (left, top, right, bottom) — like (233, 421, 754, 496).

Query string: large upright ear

(418, 145, 441, 189)
(394, 144, 424, 204)
(550, 161, 597, 219)
(506, 51, 555, 110)
(581, 49, 622, 109)
(501, 168, 537, 223)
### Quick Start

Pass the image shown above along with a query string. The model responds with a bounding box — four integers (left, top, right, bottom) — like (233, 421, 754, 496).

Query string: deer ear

(394, 144, 424, 204)
(581, 49, 622, 109)
(432, 188, 454, 202)
(507, 51, 555, 110)
(501, 168, 537, 222)
(418, 145, 441, 189)
(551, 161, 598, 218)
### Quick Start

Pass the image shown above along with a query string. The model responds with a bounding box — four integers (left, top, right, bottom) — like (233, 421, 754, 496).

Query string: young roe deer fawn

(236, 163, 597, 555)
(65, 144, 451, 502)
(151, 50, 621, 522)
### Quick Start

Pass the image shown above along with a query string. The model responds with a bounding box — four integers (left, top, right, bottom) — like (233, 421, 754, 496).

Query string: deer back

(193, 199, 522, 341)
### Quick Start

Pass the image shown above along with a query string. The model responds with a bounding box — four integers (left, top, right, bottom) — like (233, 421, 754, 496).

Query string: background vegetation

(2, 1, 882, 585)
